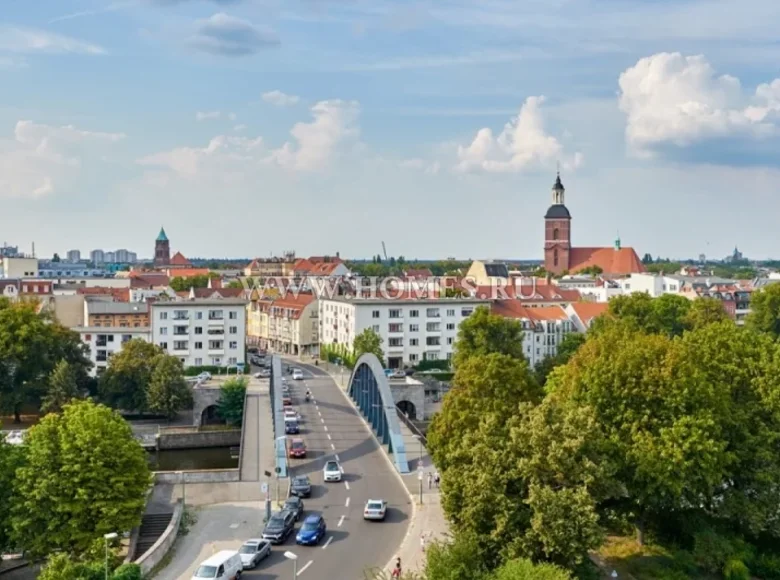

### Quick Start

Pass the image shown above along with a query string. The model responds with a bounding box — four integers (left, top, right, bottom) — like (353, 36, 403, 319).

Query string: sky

(2, 0, 780, 261)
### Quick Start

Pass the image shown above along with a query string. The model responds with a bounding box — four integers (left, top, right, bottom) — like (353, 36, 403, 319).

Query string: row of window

(159, 340, 238, 351)
(372, 307, 473, 319)
(404, 352, 452, 363)
(159, 326, 239, 335)
(388, 336, 453, 347)
(159, 310, 239, 320)
(387, 322, 456, 332)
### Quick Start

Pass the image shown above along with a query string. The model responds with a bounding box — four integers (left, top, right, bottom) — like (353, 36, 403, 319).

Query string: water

(147, 447, 239, 471)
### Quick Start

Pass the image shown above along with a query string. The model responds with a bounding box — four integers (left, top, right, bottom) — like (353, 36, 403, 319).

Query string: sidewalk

(291, 356, 450, 574)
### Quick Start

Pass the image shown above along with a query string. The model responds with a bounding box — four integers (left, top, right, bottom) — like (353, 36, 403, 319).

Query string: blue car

(296, 514, 326, 546)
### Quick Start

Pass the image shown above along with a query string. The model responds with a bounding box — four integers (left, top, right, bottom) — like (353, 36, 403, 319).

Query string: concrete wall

(157, 428, 241, 450)
(135, 499, 183, 576)
(390, 383, 425, 421)
(192, 385, 222, 427)
(154, 469, 240, 484)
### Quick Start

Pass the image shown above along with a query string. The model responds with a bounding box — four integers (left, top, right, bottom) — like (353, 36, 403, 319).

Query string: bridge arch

(347, 353, 410, 474)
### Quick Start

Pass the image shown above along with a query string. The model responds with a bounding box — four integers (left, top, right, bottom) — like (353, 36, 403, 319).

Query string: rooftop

(86, 301, 149, 315)
(151, 297, 248, 306)
(76, 326, 151, 333)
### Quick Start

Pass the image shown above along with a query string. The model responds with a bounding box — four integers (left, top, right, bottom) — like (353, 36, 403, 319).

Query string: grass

(597, 536, 709, 580)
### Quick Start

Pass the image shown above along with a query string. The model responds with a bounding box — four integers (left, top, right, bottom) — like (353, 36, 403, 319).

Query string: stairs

(133, 512, 173, 559)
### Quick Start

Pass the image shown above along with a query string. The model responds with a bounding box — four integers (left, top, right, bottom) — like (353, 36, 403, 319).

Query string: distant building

(66, 250, 81, 262)
(247, 292, 319, 356)
(0, 245, 19, 258)
(38, 261, 106, 278)
(154, 227, 171, 267)
(244, 251, 297, 277)
(84, 299, 150, 328)
(77, 327, 152, 376)
(1, 256, 38, 278)
(90, 249, 105, 264)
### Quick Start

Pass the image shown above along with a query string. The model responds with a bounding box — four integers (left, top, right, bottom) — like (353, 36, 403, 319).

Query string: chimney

(207, 276, 213, 289)
(188, 286, 195, 300)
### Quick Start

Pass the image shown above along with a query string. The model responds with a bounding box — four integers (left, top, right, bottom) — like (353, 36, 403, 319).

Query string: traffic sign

(261, 482, 268, 494)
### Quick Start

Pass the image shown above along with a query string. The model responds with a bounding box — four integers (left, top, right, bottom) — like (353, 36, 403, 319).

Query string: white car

(363, 499, 388, 521)
(292, 369, 304, 380)
(3, 431, 24, 445)
(323, 460, 342, 482)
(284, 409, 300, 421)
(197, 372, 212, 382)
(238, 539, 271, 569)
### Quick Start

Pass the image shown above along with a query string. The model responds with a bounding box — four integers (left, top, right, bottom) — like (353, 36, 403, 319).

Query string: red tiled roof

(473, 284, 580, 302)
(169, 251, 191, 267)
(269, 293, 316, 320)
(168, 268, 211, 278)
(176, 288, 245, 299)
(569, 247, 646, 275)
(404, 268, 433, 279)
(130, 274, 170, 288)
(491, 301, 569, 322)
(569, 302, 609, 324)
(77, 287, 130, 301)
(309, 256, 342, 264)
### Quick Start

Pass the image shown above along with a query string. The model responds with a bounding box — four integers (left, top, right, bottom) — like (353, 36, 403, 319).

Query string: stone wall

(134, 499, 183, 576)
(157, 427, 241, 450)
(389, 383, 425, 421)
(192, 385, 222, 427)
(154, 469, 240, 484)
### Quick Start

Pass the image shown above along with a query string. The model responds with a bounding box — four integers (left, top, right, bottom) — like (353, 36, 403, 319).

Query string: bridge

(346, 353, 411, 474)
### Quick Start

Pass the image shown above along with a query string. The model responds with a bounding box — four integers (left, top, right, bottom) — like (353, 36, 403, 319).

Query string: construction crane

(381, 241, 388, 262)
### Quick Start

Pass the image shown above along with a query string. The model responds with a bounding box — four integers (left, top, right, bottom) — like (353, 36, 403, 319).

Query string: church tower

(543, 173, 571, 275)
(154, 227, 170, 267)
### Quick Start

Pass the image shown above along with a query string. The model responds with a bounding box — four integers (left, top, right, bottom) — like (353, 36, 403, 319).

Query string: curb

(292, 358, 418, 573)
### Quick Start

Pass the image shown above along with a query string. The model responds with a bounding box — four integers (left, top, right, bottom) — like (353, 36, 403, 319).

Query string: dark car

(262, 510, 296, 544)
(285, 421, 299, 435)
(283, 496, 305, 521)
(290, 475, 312, 498)
(296, 514, 326, 546)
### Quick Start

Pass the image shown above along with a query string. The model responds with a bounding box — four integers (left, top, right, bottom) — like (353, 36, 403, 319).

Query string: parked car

(284, 408, 301, 421)
(296, 514, 327, 546)
(238, 539, 271, 569)
(289, 438, 307, 459)
(197, 372, 212, 382)
(292, 369, 304, 380)
(262, 510, 296, 544)
(363, 499, 388, 521)
(283, 496, 305, 521)
(191, 550, 242, 579)
(254, 369, 271, 378)
(283, 397, 292, 407)
(290, 475, 312, 498)
(323, 460, 342, 482)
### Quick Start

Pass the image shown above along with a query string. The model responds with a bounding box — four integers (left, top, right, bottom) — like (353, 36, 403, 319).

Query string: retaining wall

(157, 428, 241, 450)
(134, 499, 184, 576)
(154, 468, 240, 484)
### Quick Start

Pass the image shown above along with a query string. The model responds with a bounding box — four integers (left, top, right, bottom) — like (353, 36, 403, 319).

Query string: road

(156, 363, 411, 579)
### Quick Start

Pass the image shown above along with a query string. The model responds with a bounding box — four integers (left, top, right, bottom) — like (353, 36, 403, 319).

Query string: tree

(98, 339, 165, 412)
(746, 282, 780, 339)
(684, 296, 730, 329)
(216, 377, 247, 426)
(12, 400, 150, 558)
(147, 356, 192, 420)
(452, 306, 524, 368)
(533, 332, 586, 387)
(0, 437, 24, 553)
(169, 273, 219, 292)
(52, 253, 61, 262)
(598, 292, 693, 337)
(491, 558, 572, 580)
(641, 253, 654, 264)
(353, 328, 385, 364)
(424, 534, 490, 580)
(41, 360, 81, 414)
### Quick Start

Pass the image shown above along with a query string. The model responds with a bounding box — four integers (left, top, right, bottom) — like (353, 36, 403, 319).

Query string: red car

(283, 398, 292, 407)
(289, 438, 307, 459)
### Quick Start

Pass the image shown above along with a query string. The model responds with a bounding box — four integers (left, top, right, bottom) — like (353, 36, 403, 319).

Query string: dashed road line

(345, 481, 350, 490)
(321, 418, 325, 423)
(322, 536, 333, 549)
(298, 560, 313, 576)
(330, 443, 335, 450)
(327, 434, 332, 440)
(345, 497, 351, 507)
(334, 454, 339, 461)
(324, 425, 328, 432)
(337, 515, 345, 527)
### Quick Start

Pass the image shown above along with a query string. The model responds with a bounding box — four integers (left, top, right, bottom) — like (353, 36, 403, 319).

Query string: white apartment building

(319, 296, 490, 368)
(619, 273, 683, 297)
(151, 298, 248, 368)
(77, 326, 152, 376)
(1, 257, 38, 279)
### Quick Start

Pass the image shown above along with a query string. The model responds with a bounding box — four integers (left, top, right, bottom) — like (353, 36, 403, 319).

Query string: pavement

(155, 362, 411, 580)
(239, 377, 276, 483)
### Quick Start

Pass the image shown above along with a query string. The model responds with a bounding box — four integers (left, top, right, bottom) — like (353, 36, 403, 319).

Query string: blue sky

(2, 0, 780, 261)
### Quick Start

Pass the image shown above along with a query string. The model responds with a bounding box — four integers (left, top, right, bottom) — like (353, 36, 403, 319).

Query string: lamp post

(284, 550, 299, 579)
(103, 532, 118, 580)
(413, 434, 423, 505)
(175, 470, 185, 510)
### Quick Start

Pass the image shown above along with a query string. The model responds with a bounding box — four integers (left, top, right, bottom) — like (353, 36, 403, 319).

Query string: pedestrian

(427, 471, 433, 490)
(434, 472, 440, 488)
(421, 532, 426, 553)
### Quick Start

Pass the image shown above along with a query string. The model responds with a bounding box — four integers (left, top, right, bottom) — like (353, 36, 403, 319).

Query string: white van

(192, 550, 242, 580)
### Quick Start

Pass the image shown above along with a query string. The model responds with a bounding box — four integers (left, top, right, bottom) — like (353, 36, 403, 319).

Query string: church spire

(552, 171, 565, 205)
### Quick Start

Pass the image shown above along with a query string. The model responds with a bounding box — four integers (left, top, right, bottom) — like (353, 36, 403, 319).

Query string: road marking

(339, 466, 345, 474)
(324, 426, 328, 432)
(330, 443, 335, 450)
(334, 454, 339, 461)
(327, 434, 332, 440)
(322, 536, 333, 549)
(345, 497, 350, 507)
(298, 560, 313, 576)
(317, 410, 321, 416)
(345, 481, 350, 490)
(337, 515, 345, 527)
(229, 523, 240, 529)
(321, 418, 324, 423)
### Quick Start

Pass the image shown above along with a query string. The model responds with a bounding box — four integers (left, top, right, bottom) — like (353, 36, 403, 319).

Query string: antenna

(556, 160, 560, 175)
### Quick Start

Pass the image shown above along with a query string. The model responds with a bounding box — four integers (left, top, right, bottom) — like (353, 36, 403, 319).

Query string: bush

(753, 553, 780, 580)
(724, 559, 750, 580)
(112, 563, 143, 580)
(693, 530, 734, 573)
(184, 365, 249, 377)
(416, 359, 450, 372)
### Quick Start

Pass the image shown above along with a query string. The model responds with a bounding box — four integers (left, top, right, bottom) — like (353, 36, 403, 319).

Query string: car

(197, 372, 212, 382)
(238, 539, 271, 569)
(289, 438, 307, 459)
(284, 420, 299, 435)
(389, 370, 406, 379)
(290, 475, 312, 498)
(282, 397, 292, 407)
(284, 408, 301, 421)
(283, 496, 305, 521)
(323, 460, 342, 482)
(292, 369, 304, 380)
(296, 514, 327, 546)
(3, 431, 24, 445)
(262, 510, 296, 544)
(254, 368, 271, 378)
(363, 499, 388, 521)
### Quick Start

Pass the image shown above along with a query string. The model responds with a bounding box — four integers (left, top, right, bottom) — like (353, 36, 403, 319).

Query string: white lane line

(322, 536, 333, 549)
(345, 481, 350, 491)
(339, 466, 345, 474)
(324, 426, 328, 432)
(334, 454, 339, 461)
(337, 515, 345, 527)
(317, 410, 321, 416)
(298, 560, 313, 576)
(321, 418, 325, 423)
(327, 434, 332, 440)
(345, 497, 351, 507)
(330, 443, 335, 450)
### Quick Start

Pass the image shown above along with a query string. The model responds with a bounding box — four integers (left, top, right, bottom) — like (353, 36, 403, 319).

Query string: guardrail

(396, 405, 427, 446)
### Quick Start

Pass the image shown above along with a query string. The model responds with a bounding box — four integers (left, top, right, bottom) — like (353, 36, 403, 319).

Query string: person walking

(392, 557, 402, 578)
(427, 471, 433, 490)
(434, 472, 440, 488)
(421, 532, 427, 553)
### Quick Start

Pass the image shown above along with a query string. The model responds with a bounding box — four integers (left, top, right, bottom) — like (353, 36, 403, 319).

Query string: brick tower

(154, 227, 170, 267)
(543, 173, 571, 275)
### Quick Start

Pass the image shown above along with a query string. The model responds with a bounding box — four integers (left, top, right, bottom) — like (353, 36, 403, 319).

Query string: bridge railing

(396, 405, 427, 446)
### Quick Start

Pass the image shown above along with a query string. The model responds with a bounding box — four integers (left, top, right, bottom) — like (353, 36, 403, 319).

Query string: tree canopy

(169, 273, 220, 291)
(147, 356, 192, 420)
(746, 282, 780, 339)
(216, 377, 247, 426)
(41, 360, 81, 414)
(353, 328, 385, 364)
(452, 306, 524, 368)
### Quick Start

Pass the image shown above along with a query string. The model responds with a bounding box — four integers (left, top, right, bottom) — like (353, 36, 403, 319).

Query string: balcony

(387, 342, 404, 350)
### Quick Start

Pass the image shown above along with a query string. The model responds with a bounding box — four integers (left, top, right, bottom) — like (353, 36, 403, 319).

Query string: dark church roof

(544, 204, 571, 219)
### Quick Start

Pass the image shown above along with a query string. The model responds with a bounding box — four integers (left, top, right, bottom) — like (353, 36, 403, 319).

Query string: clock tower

(543, 173, 571, 275)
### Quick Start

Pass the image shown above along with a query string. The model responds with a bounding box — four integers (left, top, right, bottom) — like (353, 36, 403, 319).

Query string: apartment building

(319, 295, 490, 368)
(1, 256, 38, 278)
(85, 300, 150, 328)
(78, 327, 152, 376)
(247, 292, 319, 356)
(150, 298, 248, 368)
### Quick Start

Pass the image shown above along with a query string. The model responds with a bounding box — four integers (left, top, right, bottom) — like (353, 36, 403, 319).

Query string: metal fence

(396, 405, 427, 446)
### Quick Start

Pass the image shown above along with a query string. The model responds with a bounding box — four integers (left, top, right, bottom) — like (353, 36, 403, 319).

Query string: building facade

(154, 227, 171, 267)
(85, 300, 150, 327)
(247, 292, 319, 356)
(78, 327, 152, 376)
(1, 256, 38, 278)
(66, 250, 81, 262)
(150, 298, 248, 368)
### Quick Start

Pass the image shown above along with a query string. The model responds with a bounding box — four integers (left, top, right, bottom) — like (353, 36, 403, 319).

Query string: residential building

(543, 173, 645, 276)
(78, 327, 151, 376)
(52, 278, 132, 295)
(104, 251, 116, 263)
(1, 256, 38, 278)
(247, 292, 319, 356)
(244, 251, 297, 277)
(469, 281, 581, 307)
(565, 302, 610, 333)
(292, 255, 350, 278)
(0, 279, 54, 303)
(619, 273, 683, 297)
(38, 261, 107, 278)
(85, 300, 150, 328)
(0, 245, 19, 258)
(90, 249, 105, 264)
(115, 249, 134, 263)
(150, 297, 248, 368)
(319, 295, 490, 368)
(66, 250, 81, 262)
(464, 260, 511, 286)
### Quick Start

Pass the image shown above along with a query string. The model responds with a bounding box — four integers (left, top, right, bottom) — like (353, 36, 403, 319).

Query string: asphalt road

(157, 362, 411, 579)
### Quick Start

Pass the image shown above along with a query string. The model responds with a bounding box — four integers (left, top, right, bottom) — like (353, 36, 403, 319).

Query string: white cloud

(618, 52, 780, 154)
(262, 90, 300, 107)
(455, 96, 580, 173)
(233, 124, 247, 132)
(0, 121, 125, 198)
(196, 111, 222, 121)
(400, 158, 441, 174)
(0, 26, 105, 54)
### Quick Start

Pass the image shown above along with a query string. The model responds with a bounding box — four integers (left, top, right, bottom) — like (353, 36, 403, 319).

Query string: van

(192, 550, 243, 580)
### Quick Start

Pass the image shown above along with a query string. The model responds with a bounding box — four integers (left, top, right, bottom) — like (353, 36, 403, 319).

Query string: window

(174, 325, 188, 335)
(447, 337, 454, 345)
(228, 357, 237, 365)
(122, 334, 132, 343)
(209, 340, 224, 349)
(553, 228, 559, 240)
(426, 322, 440, 332)
(195, 342, 203, 349)
(446, 309, 455, 317)
(372, 310, 380, 318)
(446, 323, 455, 330)
(159, 311, 168, 320)
(119, 322, 128, 328)
(196, 311, 203, 320)
(553, 249, 559, 267)
(389, 338, 403, 347)
(173, 310, 188, 320)
(207, 328, 224, 335)
(410, 338, 419, 346)
(229, 311, 238, 320)
(96, 350, 107, 362)
(208, 310, 224, 320)
(372, 324, 380, 332)
(211, 357, 222, 366)
(229, 326, 238, 334)
(409, 353, 418, 362)
(195, 327, 203, 335)
(160, 327, 168, 335)
(409, 309, 419, 318)
(388, 309, 402, 318)
(447, 352, 453, 360)
(229, 341, 238, 349)
(426, 336, 441, 346)
(388, 323, 403, 332)
(426, 351, 439, 360)
(409, 324, 419, 332)
(195, 357, 203, 365)
(461, 308, 474, 316)
(174, 341, 188, 351)
(426, 308, 440, 318)
(96, 335, 107, 347)
(160, 342, 168, 350)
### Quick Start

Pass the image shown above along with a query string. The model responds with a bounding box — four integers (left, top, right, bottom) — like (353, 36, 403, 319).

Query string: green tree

(684, 296, 730, 329)
(491, 558, 572, 580)
(599, 292, 693, 337)
(41, 360, 81, 414)
(452, 306, 524, 368)
(98, 339, 165, 412)
(533, 332, 586, 387)
(147, 356, 192, 420)
(424, 534, 490, 580)
(12, 400, 150, 557)
(169, 273, 219, 292)
(353, 328, 385, 364)
(216, 377, 247, 426)
(0, 437, 24, 553)
(52, 253, 61, 262)
(746, 282, 780, 339)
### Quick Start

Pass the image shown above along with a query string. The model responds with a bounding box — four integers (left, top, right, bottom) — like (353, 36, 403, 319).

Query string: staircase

(133, 512, 173, 560)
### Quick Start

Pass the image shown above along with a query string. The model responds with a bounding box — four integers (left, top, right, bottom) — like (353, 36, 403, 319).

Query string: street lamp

(284, 550, 299, 579)
(175, 471, 185, 510)
(103, 532, 118, 580)
(413, 434, 423, 504)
